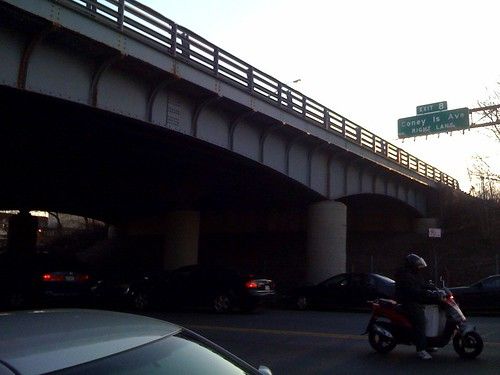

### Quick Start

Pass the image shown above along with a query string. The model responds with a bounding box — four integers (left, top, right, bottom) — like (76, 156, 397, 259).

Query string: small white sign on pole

(428, 228, 442, 238)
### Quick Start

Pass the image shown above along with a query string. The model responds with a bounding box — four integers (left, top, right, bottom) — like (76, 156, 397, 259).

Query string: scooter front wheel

(368, 327, 397, 354)
(453, 331, 483, 359)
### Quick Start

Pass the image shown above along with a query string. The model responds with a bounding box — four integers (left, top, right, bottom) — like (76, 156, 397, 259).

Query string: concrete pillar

(7, 210, 38, 255)
(306, 201, 347, 284)
(162, 211, 200, 270)
(125, 211, 200, 270)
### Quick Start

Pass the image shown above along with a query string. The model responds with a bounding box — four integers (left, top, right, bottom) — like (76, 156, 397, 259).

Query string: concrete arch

(147, 77, 178, 123)
(90, 55, 123, 107)
(228, 110, 254, 151)
(97, 61, 155, 121)
(195, 99, 230, 149)
(191, 95, 222, 138)
(262, 128, 287, 174)
(23, 29, 95, 105)
(232, 117, 262, 162)
(0, 3, 437, 218)
(18, 25, 56, 89)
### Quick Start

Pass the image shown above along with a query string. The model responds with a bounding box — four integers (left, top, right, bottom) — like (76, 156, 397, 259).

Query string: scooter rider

(395, 253, 440, 360)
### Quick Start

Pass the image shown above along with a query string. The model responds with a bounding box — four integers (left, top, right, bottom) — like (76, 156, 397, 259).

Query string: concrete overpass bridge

(0, 0, 457, 284)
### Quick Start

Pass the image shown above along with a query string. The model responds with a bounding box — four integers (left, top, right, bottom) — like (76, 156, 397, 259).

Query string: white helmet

(405, 253, 427, 270)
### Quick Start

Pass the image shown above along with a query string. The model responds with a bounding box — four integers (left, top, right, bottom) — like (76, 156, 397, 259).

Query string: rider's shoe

(417, 350, 432, 360)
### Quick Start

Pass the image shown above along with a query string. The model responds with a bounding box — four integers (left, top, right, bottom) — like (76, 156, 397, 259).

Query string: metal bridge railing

(58, 0, 459, 189)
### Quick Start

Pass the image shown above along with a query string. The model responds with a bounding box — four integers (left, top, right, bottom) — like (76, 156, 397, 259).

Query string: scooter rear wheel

(368, 327, 397, 354)
(453, 331, 483, 359)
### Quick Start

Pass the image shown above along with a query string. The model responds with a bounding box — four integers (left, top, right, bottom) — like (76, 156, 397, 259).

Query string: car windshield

(49, 331, 252, 375)
(372, 274, 395, 285)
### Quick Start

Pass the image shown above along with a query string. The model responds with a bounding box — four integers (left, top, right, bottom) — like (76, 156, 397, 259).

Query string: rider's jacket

(394, 267, 438, 305)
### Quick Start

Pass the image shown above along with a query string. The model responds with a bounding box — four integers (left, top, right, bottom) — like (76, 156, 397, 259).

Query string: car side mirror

(258, 365, 273, 375)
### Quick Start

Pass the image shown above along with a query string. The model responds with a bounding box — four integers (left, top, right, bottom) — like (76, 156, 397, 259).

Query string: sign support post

(429, 228, 442, 285)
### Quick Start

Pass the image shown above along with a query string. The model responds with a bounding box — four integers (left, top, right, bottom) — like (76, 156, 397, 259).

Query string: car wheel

(213, 293, 233, 313)
(296, 296, 308, 310)
(132, 291, 149, 311)
(368, 326, 397, 354)
(453, 331, 483, 359)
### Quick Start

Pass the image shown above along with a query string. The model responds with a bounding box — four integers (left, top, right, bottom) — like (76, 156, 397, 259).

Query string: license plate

(265, 285, 270, 291)
(65, 276, 75, 281)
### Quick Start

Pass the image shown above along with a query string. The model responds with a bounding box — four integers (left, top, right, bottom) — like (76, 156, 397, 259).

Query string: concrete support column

(306, 201, 347, 284)
(125, 211, 200, 270)
(7, 211, 38, 255)
(162, 211, 200, 270)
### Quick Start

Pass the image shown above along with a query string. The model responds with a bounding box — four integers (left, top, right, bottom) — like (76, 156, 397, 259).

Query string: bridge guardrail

(55, 0, 459, 189)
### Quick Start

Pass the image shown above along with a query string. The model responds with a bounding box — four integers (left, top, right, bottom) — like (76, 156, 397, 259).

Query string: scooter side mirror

(439, 276, 446, 288)
(258, 365, 273, 375)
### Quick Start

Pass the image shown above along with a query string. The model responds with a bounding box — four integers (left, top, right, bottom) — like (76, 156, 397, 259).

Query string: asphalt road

(147, 309, 500, 375)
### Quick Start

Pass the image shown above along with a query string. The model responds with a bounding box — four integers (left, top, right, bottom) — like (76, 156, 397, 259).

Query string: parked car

(0, 309, 272, 374)
(0, 252, 93, 309)
(290, 272, 395, 311)
(91, 269, 170, 310)
(449, 275, 500, 312)
(93, 264, 276, 313)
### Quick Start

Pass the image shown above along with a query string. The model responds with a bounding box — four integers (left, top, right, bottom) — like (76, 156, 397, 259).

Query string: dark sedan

(450, 275, 500, 312)
(290, 272, 395, 311)
(93, 264, 276, 313)
(0, 252, 93, 309)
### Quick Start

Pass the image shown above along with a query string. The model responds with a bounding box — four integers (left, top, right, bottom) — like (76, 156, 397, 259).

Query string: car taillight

(76, 274, 90, 282)
(42, 273, 64, 282)
(245, 280, 258, 289)
(41, 273, 90, 282)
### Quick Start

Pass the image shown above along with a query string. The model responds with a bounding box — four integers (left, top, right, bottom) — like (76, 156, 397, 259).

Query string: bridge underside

(0, 0, 435, 219)
(0, 0, 443, 287)
(0, 87, 322, 222)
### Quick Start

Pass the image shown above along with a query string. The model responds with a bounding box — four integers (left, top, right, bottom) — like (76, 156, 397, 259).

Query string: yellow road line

(189, 325, 366, 340)
(188, 325, 500, 346)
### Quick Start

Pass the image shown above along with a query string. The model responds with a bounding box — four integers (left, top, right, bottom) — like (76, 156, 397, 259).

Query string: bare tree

(475, 86, 500, 142)
(468, 87, 500, 200)
(467, 156, 500, 202)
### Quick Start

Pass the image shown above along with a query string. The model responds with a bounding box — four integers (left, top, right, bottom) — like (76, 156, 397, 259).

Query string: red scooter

(365, 287, 483, 359)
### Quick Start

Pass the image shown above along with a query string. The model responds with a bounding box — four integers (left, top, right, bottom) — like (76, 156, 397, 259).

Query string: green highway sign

(417, 101, 447, 115)
(398, 107, 470, 139)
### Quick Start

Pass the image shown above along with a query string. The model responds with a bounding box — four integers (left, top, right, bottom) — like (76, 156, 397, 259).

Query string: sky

(142, 0, 500, 192)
